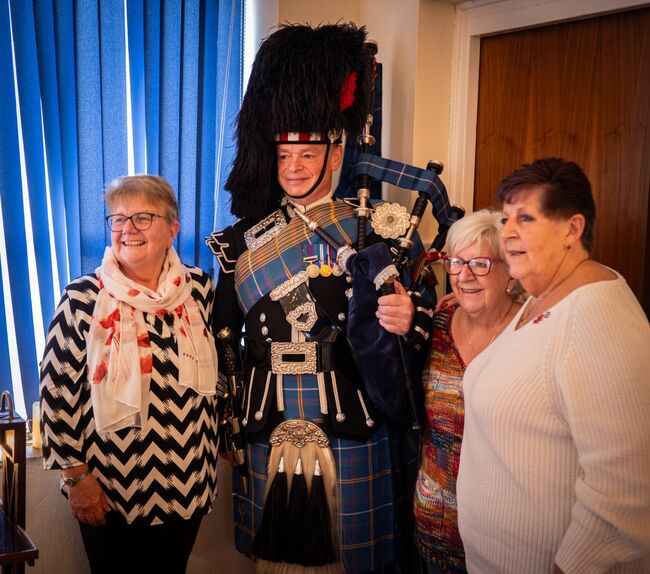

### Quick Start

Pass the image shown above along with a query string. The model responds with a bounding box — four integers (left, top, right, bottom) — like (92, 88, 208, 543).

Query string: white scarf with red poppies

(87, 247, 217, 433)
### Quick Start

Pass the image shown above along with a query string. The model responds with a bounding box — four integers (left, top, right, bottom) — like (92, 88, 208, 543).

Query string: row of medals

(304, 245, 344, 278)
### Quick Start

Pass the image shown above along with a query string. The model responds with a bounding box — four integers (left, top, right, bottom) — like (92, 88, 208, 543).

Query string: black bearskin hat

(226, 23, 372, 221)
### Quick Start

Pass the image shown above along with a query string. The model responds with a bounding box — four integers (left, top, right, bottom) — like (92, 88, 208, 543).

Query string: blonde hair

(105, 175, 179, 221)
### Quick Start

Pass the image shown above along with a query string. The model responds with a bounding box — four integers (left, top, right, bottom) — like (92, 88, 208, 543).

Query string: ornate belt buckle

(271, 342, 318, 374)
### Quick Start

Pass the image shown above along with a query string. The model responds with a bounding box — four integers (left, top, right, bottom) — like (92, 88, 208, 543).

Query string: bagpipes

(356, 160, 464, 429)
(350, 39, 464, 279)
(304, 112, 464, 429)
(349, 155, 465, 277)
(215, 327, 249, 495)
(292, 156, 463, 430)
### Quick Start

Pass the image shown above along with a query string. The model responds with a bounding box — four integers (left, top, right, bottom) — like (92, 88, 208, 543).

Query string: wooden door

(473, 7, 650, 312)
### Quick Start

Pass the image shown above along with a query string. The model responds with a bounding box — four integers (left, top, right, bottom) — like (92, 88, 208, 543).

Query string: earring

(564, 244, 571, 251)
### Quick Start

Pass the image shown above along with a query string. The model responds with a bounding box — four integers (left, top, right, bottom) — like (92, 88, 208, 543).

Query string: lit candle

(32, 401, 42, 449)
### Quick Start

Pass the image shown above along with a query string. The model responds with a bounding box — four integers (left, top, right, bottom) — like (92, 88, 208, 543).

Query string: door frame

(448, 0, 650, 209)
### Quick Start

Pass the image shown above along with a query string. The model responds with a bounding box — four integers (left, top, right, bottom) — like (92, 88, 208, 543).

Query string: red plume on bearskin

(339, 71, 357, 111)
(225, 23, 372, 222)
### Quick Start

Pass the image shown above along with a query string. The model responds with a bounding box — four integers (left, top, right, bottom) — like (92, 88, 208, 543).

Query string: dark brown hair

(495, 158, 596, 251)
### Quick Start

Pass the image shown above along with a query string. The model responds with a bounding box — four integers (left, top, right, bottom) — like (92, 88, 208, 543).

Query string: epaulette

(205, 228, 238, 274)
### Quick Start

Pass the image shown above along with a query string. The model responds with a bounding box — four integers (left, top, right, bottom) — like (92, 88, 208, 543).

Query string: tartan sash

(234, 202, 358, 313)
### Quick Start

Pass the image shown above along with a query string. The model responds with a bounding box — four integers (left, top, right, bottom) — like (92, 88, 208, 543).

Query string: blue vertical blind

(0, 0, 243, 417)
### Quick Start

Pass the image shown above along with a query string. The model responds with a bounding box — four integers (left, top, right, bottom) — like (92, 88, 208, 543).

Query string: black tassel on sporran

(252, 456, 288, 562)
(302, 458, 337, 565)
(283, 457, 309, 564)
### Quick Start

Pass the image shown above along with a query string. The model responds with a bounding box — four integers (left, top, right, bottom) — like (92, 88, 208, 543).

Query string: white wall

(412, 1, 456, 241)
(244, 0, 279, 86)
(279, 0, 361, 23)
(413, 1, 456, 171)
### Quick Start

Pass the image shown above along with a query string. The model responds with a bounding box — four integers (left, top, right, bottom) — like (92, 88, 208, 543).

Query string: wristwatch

(60, 471, 91, 489)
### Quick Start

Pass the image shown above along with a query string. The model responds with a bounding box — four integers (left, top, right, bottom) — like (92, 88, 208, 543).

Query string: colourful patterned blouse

(414, 305, 467, 573)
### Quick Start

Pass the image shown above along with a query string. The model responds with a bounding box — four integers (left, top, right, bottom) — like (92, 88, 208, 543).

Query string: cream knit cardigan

(458, 273, 650, 574)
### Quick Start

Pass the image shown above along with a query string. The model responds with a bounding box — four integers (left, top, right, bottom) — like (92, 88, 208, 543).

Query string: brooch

(371, 202, 410, 239)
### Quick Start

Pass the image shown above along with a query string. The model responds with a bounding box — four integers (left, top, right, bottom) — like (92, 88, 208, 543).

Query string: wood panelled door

(473, 7, 650, 312)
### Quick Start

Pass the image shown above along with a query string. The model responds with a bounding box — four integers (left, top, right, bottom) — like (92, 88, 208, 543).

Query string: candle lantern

(0, 391, 38, 572)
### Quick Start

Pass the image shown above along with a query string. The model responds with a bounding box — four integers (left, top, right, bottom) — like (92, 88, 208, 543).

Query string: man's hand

(376, 281, 415, 336)
(66, 472, 111, 526)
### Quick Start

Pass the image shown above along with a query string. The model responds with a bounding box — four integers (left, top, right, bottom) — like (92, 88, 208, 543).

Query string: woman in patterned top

(40, 175, 219, 574)
(413, 210, 520, 573)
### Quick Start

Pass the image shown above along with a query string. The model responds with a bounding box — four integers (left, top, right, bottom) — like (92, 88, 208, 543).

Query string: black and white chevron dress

(40, 267, 219, 525)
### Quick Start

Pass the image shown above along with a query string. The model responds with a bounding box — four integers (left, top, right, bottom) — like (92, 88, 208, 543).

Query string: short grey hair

(105, 175, 179, 222)
(445, 209, 505, 259)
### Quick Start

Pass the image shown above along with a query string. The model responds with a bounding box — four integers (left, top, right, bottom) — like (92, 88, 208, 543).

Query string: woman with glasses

(380, 209, 521, 573)
(457, 159, 650, 573)
(39, 175, 219, 573)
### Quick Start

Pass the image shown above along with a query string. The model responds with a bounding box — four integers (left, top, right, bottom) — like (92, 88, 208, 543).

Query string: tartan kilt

(232, 374, 397, 574)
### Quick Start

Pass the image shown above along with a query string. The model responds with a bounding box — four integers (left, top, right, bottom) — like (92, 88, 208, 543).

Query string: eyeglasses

(105, 212, 167, 231)
(443, 256, 502, 276)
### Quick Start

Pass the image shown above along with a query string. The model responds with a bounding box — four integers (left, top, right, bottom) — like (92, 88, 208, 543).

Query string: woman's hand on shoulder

(66, 473, 112, 526)
(377, 281, 415, 336)
(435, 291, 457, 312)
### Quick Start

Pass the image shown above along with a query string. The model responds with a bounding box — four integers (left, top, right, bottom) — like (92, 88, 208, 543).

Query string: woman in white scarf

(40, 175, 218, 574)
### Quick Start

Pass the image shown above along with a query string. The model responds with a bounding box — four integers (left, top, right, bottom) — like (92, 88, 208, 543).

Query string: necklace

(466, 299, 515, 359)
(520, 258, 588, 325)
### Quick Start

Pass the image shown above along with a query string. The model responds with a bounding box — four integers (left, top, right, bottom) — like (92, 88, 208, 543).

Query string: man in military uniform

(207, 23, 434, 573)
